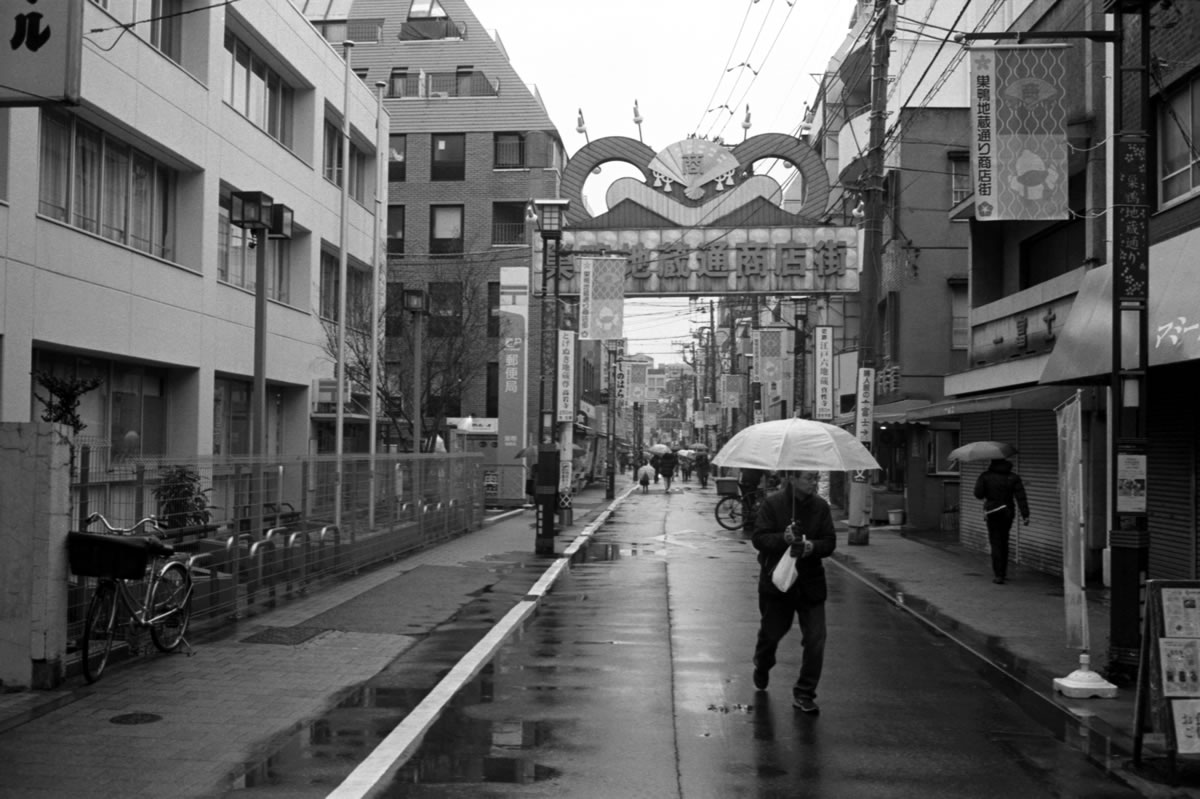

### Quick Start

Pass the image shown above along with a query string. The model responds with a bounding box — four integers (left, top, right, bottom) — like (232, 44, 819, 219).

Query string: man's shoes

(793, 696, 820, 714)
(752, 667, 769, 691)
(993, 577, 1005, 584)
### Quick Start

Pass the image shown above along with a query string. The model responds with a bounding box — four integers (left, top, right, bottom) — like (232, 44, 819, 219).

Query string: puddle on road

(227, 664, 562, 794)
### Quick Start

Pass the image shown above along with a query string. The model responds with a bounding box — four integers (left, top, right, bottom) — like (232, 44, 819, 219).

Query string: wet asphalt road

(227, 484, 1141, 798)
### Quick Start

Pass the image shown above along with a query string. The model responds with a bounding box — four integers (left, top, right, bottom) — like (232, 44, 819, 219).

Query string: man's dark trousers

(985, 507, 1015, 580)
(753, 592, 826, 700)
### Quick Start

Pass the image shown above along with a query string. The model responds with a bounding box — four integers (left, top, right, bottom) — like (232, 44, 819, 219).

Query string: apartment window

(487, 281, 500, 337)
(388, 69, 408, 98)
(224, 31, 295, 149)
(320, 249, 370, 324)
(323, 118, 368, 202)
(387, 205, 405, 255)
(150, 0, 182, 63)
(491, 201, 527, 245)
(388, 134, 406, 181)
(32, 350, 166, 461)
(213, 377, 251, 456)
(430, 205, 463, 254)
(385, 283, 405, 337)
(352, 68, 368, 82)
(39, 109, 176, 259)
(1160, 76, 1200, 205)
(493, 133, 525, 168)
(949, 152, 971, 206)
(431, 133, 465, 181)
(428, 281, 462, 337)
(218, 186, 290, 302)
(950, 281, 968, 349)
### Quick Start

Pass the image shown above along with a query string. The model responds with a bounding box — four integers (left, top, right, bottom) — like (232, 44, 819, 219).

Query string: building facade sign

(578, 256, 626, 339)
(556, 330, 576, 423)
(0, 0, 83, 106)
(556, 227, 858, 296)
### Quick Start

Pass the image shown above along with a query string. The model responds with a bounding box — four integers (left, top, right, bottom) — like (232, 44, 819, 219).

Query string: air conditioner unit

(428, 90, 450, 98)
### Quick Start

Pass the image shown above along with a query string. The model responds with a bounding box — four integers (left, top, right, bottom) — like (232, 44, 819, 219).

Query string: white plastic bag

(771, 551, 798, 592)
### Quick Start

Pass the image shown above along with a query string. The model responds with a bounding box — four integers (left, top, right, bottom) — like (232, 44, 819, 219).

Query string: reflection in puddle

(228, 667, 560, 794)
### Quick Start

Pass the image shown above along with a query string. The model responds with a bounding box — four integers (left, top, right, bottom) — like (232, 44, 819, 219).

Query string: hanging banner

(497, 267, 529, 504)
(1056, 390, 1088, 650)
(854, 368, 875, 443)
(578, 256, 626, 340)
(556, 330, 576, 423)
(0, 0, 83, 106)
(969, 45, 1069, 221)
(814, 326, 834, 421)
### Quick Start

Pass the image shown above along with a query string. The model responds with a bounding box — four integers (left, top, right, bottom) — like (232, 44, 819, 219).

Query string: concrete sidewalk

(1, 474, 1197, 797)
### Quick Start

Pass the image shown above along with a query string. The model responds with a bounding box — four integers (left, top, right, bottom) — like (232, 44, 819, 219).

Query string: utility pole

(848, 0, 892, 546)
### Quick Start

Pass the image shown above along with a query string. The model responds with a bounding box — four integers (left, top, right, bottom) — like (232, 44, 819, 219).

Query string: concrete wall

(0, 424, 71, 689)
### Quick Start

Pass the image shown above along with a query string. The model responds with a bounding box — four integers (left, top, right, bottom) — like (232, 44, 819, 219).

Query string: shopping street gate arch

(548, 133, 858, 297)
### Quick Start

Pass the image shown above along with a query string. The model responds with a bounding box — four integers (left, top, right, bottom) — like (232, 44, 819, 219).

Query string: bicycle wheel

(714, 495, 745, 531)
(82, 583, 118, 683)
(149, 561, 192, 653)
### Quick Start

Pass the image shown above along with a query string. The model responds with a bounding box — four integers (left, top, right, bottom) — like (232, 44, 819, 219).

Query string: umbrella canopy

(711, 418, 881, 472)
(648, 443, 672, 455)
(948, 440, 1017, 463)
(690, 443, 709, 452)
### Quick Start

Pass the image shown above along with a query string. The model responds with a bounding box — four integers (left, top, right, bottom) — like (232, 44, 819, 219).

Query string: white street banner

(970, 45, 1069, 221)
(556, 330, 576, 423)
(578, 257, 626, 340)
(1056, 390, 1087, 650)
(814, 326, 834, 420)
(855, 368, 875, 443)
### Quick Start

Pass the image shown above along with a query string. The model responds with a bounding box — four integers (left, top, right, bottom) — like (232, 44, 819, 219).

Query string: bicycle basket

(67, 532, 151, 579)
(715, 477, 741, 497)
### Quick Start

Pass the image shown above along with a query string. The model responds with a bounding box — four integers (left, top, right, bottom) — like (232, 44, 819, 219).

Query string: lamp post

(533, 198, 569, 555)
(230, 190, 292, 583)
(403, 288, 426, 517)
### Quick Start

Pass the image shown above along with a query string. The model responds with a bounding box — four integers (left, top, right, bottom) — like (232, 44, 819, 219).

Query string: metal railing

(66, 450, 484, 672)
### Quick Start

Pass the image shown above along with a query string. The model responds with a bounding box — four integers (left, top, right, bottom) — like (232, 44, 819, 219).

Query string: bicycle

(68, 513, 195, 683)
(714, 488, 767, 531)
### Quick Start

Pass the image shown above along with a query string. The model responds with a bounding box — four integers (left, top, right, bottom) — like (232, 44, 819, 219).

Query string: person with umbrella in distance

(750, 470, 837, 714)
(973, 454, 1030, 585)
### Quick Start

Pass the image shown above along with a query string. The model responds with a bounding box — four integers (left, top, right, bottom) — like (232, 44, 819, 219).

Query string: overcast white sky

(466, 0, 860, 361)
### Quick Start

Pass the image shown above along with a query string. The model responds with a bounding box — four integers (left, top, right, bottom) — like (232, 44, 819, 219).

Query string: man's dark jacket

(752, 485, 837, 602)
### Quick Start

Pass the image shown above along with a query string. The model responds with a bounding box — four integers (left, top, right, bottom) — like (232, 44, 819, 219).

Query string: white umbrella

(948, 440, 1017, 463)
(712, 418, 881, 472)
(648, 443, 672, 455)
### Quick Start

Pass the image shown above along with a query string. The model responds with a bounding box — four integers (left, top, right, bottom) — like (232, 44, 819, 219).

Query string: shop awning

(1040, 229, 1200, 384)
(835, 398, 931, 427)
(905, 386, 1076, 421)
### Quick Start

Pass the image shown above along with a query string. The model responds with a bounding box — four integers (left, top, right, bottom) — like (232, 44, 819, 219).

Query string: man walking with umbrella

(751, 470, 837, 714)
(974, 457, 1030, 584)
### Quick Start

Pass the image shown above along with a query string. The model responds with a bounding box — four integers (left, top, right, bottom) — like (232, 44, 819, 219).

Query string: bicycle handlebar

(87, 512, 162, 536)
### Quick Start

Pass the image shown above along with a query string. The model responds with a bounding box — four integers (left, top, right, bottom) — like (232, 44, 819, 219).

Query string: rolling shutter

(1148, 382, 1196, 579)
(958, 416, 991, 552)
(1015, 410, 1061, 576)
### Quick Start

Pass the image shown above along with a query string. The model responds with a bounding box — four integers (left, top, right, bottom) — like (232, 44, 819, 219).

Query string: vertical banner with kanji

(578, 256, 626, 340)
(498, 267, 528, 503)
(855, 368, 875, 443)
(970, 45, 1069, 221)
(556, 330, 576, 423)
(814, 326, 834, 420)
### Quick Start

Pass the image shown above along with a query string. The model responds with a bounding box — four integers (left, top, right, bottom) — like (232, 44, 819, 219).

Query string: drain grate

(241, 626, 325, 646)
(110, 712, 162, 725)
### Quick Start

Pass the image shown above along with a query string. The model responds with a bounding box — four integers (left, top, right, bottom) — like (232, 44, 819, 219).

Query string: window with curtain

(388, 134, 406, 181)
(429, 205, 463, 254)
(428, 281, 461, 337)
(319, 250, 370, 324)
(150, 0, 183, 63)
(224, 30, 295, 149)
(39, 108, 176, 260)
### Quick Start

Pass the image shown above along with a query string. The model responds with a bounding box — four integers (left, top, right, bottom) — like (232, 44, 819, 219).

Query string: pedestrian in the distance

(637, 462, 655, 493)
(750, 470, 836, 714)
(974, 458, 1030, 585)
(658, 450, 678, 491)
(694, 452, 711, 488)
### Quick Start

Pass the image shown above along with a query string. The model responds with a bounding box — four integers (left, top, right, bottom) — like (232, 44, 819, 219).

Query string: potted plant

(153, 465, 213, 530)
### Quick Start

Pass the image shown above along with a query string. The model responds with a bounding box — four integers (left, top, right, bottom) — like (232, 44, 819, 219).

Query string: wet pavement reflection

(225, 486, 1144, 798)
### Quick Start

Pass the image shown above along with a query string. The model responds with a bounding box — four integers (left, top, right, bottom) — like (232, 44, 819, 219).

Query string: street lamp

(532, 198, 569, 555)
(230, 189, 292, 605)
